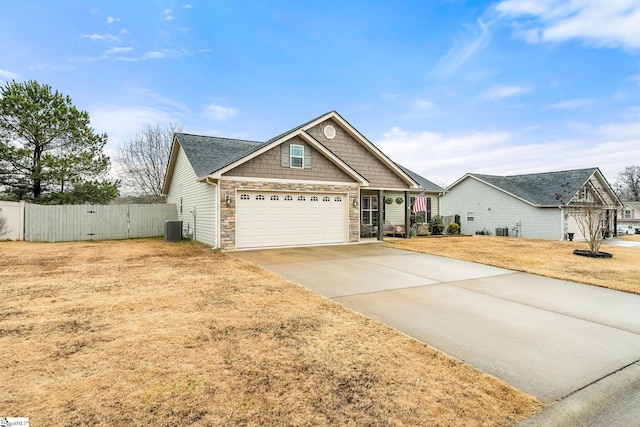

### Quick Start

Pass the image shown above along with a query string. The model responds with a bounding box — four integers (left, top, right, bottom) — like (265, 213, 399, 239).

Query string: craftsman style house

(162, 111, 443, 250)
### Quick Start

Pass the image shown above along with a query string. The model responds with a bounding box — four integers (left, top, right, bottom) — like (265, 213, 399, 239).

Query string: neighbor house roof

(451, 168, 608, 207)
(174, 133, 265, 178)
(397, 165, 445, 193)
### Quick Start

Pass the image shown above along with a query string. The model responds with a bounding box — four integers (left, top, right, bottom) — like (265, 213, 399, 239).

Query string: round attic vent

(323, 125, 336, 139)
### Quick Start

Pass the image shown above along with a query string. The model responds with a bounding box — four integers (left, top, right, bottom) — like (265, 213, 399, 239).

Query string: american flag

(412, 196, 427, 214)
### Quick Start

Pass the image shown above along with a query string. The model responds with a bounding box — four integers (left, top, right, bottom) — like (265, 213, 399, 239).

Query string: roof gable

(162, 111, 421, 193)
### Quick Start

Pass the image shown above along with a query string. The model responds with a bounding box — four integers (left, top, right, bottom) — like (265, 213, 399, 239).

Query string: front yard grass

(0, 239, 540, 426)
(390, 235, 640, 295)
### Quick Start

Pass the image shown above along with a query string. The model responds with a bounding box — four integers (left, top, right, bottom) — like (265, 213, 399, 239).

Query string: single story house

(617, 202, 640, 234)
(440, 168, 622, 240)
(162, 111, 443, 250)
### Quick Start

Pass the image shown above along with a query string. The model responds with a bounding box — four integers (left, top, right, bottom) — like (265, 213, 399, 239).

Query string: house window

(361, 195, 379, 226)
(624, 209, 632, 219)
(290, 144, 304, 169)
(466, 211, 475, 222)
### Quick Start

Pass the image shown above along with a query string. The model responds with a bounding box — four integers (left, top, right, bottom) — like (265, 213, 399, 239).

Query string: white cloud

(202, 104, 238, 121)
(481, 84, 531, 100)
(629, 74, 640, 86)
(184, 4, 193, 8)
(90, 106, 183, 151)
(83, 33, 119, 42)
(164, 8, 174, 20)
(495, 0, 640, 50)
(375, 119, 640, 186)
(106, 16, 120, 24)
(0, 69, 20, 81)
(546, 98, 594, 109)
(432, 19, 491, 77)
(414, 99, 434, 109)
(105, 47, 133, 54)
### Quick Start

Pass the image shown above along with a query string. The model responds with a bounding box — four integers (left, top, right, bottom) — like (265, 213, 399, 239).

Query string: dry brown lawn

(0, 239, 540, 426)
(391, 235, 640, 294)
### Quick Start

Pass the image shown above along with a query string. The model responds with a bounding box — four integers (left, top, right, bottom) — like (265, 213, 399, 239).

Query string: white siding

(384, 192, 406, 225)
(441, 178, 561, 239)
(384, 192, 440, 225)
(166, 145, 217, 247)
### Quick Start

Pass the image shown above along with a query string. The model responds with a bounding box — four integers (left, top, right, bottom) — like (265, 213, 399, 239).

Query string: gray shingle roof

(469, 168, 599, 206)
(397, 165, 445, 193)
(175, 133, 265, 178)
(266, 111, 336, 143)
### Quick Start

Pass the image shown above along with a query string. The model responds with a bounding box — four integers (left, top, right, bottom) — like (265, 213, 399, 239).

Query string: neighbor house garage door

(236, 191, 347, 249)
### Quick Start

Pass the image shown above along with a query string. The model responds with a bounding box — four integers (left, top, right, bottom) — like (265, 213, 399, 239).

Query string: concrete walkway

(234, 243, 640, 405)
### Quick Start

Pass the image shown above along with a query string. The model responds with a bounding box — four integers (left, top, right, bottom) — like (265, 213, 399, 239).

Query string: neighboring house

(441, 168, 622, 241)
(617, 202, 640, 234)
(162, 111, 443, 250)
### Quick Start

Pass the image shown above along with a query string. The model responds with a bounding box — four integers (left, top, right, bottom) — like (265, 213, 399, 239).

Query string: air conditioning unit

(164, 220, 183, 242)
(495, 227, 509, 237)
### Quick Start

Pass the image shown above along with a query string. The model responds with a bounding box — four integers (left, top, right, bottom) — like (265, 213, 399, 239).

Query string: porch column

(404, 190, 410, 239)
(377, 189, 384, 241)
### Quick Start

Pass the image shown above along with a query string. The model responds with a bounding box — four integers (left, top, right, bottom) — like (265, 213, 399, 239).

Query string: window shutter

(304, 147, 312, 169)
(281, 144, 290, 167)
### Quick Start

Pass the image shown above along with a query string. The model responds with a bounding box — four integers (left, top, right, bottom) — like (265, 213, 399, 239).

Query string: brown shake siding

(308, 119, 410, 189)
(223, 136, 354, 182)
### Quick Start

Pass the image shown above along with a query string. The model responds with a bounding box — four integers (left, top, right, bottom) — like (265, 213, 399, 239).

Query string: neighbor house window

(466, 211, 475, 222)
(624, 209, 632, 219)
(290, 144, 304, 169)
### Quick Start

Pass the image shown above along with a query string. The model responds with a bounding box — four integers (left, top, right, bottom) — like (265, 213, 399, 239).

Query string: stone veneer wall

(219, 179, 360, 250)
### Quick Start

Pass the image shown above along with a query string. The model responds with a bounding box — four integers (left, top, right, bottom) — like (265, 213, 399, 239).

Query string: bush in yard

(447, 222, 460, 235)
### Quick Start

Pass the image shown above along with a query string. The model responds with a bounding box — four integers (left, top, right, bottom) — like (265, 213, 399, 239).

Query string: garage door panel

(237, 191, 347, 249)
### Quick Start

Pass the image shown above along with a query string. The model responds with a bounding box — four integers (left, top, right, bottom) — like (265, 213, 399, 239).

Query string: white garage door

(236, 191, 348, 249)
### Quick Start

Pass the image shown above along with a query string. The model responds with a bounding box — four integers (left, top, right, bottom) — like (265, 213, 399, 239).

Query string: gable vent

(323, 125, 336, 139)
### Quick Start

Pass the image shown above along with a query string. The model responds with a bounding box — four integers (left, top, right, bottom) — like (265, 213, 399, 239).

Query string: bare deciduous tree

(116, 123, 182, 202)
(571, 201, 605, 254)
(615, 165, 640, 201)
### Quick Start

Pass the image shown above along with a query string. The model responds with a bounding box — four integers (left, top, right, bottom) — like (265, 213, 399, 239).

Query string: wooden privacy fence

(24, 204, 177, 242)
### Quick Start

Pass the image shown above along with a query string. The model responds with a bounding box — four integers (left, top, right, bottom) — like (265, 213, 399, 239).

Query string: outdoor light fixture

(225, 193, 232, 206)
(353, 198, 358, 207)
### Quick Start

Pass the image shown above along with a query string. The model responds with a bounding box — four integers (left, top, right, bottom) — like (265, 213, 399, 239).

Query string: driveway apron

(234, 243, 640, 403)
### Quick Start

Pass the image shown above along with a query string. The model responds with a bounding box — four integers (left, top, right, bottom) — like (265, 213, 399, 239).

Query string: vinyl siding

(166, 144, 217, 247)
(441, 178, 561, 239)
(383, 192, 439, 225)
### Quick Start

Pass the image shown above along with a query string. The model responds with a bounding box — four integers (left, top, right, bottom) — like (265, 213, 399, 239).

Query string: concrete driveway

(234, 243, 640, 404)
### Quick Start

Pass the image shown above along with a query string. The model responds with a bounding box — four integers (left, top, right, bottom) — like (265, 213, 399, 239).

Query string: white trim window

(290, 144, 304, 169)
(466, 211, 475, 222)
(624, 209, 632, 219)
(361, 195, 379, 225)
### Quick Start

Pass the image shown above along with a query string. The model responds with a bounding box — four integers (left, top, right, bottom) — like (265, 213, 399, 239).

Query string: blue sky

(1, 1, 640, 185)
